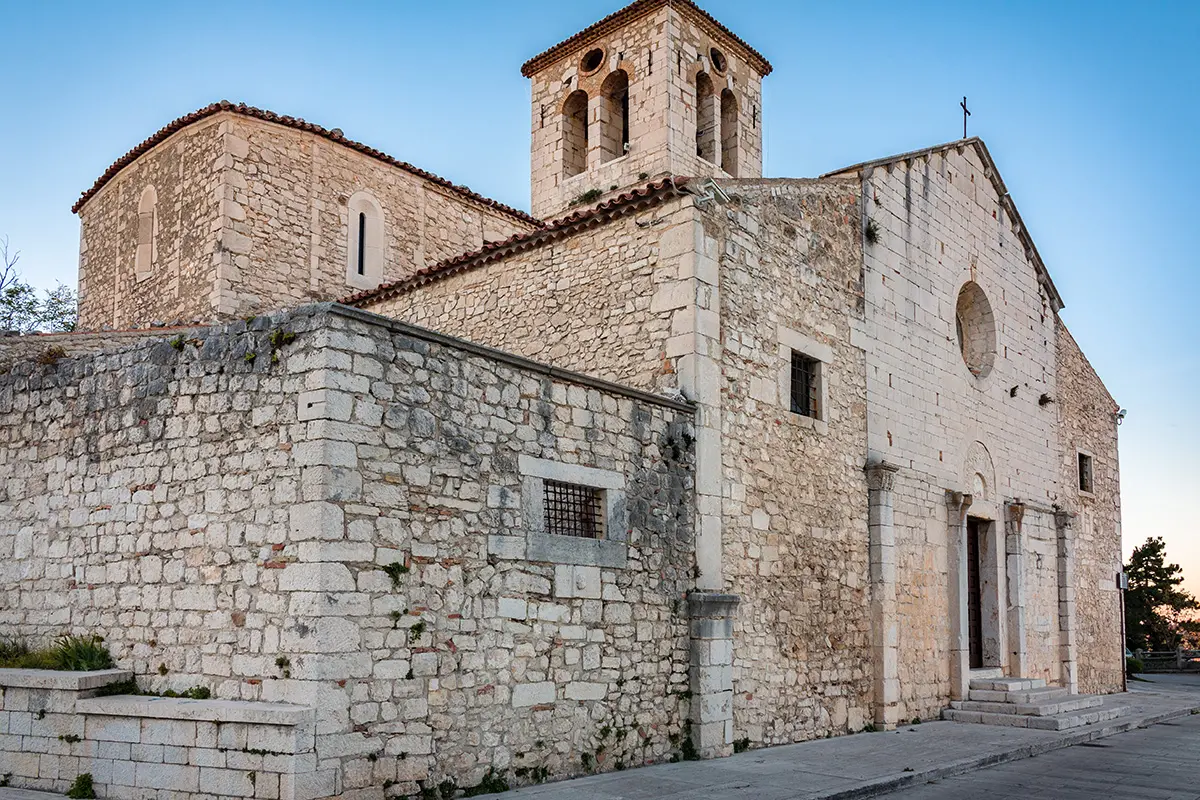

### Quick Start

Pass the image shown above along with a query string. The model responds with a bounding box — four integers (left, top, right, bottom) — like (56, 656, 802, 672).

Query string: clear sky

(3, 1, 1198, 590)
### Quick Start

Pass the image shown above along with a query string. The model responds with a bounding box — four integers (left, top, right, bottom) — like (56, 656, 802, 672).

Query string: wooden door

(966, 518, 984, 669)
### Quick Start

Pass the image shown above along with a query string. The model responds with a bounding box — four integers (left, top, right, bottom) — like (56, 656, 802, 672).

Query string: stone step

(969, 677, 1046, 692)
(969, 667, 1005, 680)
(950, 694, 1103, 717)
(969, 686, 1071, 704)
(943, 704, 1129, 732)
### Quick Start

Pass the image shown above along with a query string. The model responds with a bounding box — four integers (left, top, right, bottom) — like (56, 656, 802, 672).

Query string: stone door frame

(947, 491, 1009, 699)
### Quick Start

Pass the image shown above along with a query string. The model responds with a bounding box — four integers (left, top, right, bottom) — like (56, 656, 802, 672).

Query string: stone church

(1, 1, 1124, 797)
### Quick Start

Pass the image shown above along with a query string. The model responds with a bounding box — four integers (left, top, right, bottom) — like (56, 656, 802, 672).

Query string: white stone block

(511, 682, 556, 707)
(564, 682, 607, 701)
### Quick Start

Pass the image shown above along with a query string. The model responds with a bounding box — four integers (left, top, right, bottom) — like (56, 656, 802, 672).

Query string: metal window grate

(790, 350, 819, 418)
(543, 480, 605, 539)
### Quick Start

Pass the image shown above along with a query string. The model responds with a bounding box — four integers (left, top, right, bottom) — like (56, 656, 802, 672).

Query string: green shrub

(66, 773, 96, 799)
(0, 635, 113, 671)
(52, 636, 114, 671)
(1127, 656, 1145, 675)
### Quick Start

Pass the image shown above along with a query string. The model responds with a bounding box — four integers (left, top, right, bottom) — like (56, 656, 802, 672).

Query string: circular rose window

(955, 282, 997, 378)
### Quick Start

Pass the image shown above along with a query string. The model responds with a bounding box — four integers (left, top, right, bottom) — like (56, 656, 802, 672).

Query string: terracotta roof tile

(521, 0, 772, 78)
(342, 176, 690, 308)
(71, 101, 544, 227)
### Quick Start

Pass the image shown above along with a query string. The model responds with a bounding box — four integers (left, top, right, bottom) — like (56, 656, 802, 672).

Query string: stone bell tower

(522, 0, 772, 221)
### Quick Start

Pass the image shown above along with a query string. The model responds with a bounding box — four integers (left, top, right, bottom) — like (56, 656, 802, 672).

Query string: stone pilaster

(688, 591, 738, 758)
(660, 210, 724, 591)
(865, 461, 900, 728)
(1005, 501, 1028, 677)
(946, 490, 973, 700)
(1056, 509, 1079, 693)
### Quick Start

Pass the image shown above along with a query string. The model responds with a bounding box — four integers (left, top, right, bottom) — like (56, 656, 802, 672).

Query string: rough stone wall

(219, 115, 534, 319)
(0, 304, 696, 796)
(528, 4, 763, 219)
(851, 146, 1065, 715)
(1056, 318, 1123, 694)
(76, 119, 225, 331)
(709, 179, 873, 743)
(75, 112, 535, 331)
(362, 197, 698, 393)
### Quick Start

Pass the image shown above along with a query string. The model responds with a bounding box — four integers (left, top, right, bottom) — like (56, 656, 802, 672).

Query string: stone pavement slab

(472, 682, 1200, 800)
(0, 791, 63, 800)
(882, 712, 1200, 799)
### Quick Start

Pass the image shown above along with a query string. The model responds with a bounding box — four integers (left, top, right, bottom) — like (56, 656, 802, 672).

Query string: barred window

(790, 351, 820, 418)
(543, 480, 605, 539)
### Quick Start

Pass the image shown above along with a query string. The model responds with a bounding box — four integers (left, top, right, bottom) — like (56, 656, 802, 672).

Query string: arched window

(562, 90, 589, 177)
(599, 70, 630, 163)
(720, 89, 739, 177)
(345, 192, 385, 288)
(134, 185, 157, 281)
(695, 72, 716, 163)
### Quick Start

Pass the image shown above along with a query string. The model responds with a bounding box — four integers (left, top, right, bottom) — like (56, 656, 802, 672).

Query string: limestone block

(511, 682, 556, 707)
(276, 562, 355, 592)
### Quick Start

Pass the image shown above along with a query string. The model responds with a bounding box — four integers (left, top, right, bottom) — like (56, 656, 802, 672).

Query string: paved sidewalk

(471, 680, 1200, 800)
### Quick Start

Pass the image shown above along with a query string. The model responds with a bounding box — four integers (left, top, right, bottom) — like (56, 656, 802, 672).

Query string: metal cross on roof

(961, 96, 971, 139)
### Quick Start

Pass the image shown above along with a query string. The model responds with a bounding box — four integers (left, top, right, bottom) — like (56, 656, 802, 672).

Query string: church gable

(825, 138, 1064, 313)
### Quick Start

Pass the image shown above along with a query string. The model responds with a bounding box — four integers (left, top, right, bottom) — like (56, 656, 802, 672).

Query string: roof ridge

(823, 137, 1065, 313)
(343, 176, 690, 308)
(71, 101, 544, 227)
(520, 0, 771, 78)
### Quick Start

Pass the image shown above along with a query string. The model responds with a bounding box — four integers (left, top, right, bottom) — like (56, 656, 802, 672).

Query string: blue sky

(3, 1, 1198, 590)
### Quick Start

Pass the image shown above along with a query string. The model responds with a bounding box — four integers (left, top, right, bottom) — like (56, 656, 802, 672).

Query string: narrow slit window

(790, 351, 820, 419)
(543, 480, 605, 539)
(357, 212, 367, 275)
(1078, 453, 1094, 493)
(695, 72, 716, 162)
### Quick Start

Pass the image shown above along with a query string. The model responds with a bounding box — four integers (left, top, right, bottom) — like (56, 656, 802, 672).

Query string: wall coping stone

(76, 695, 315, 726)
(0, 668, 132, 691)
(329, 303, 697, 413)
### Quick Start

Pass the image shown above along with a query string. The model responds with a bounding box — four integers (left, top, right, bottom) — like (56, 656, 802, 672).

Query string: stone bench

(0, 668, 328, 800)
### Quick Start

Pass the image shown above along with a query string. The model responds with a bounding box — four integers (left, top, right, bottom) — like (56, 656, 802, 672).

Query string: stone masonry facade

(3, 1, 1125, 797)
(1, 305, 699, 797)
(75, 107, 536, 331)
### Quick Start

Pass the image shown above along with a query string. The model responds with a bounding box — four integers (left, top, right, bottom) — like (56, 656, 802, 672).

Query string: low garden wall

(0, 668, 320, 799)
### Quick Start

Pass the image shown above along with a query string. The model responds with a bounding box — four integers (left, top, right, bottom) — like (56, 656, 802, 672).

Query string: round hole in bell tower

(710, 47, 728, 73)
(581, 48, 605, 74)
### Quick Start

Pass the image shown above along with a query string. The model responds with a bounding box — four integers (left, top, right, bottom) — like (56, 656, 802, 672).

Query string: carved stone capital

(946, 490, 974, 522)
(864, 461, 900, 492)
(1007, 501, 1026, 532)
(1055, 509, 1075, 531)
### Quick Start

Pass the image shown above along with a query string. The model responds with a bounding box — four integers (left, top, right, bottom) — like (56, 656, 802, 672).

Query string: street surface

(884, 685, 1200, 799)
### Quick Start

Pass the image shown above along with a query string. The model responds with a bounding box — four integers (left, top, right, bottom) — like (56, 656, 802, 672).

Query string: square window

(1078, 453, 1094, 493)
(543, 480, 606, 539)
(790, 351, 821, 418)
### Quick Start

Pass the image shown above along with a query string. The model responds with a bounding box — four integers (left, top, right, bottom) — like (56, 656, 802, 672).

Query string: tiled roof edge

(520, 0, 772, 78)
(342, 176, 690, 308)
(71, 101, 544, 227)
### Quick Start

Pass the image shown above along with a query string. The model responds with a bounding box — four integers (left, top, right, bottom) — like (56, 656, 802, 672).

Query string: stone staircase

(942, 676, 1128, 731)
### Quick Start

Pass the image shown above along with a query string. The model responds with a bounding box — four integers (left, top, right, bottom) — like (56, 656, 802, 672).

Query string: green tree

(1124, 536, 1199, 651)
(0, 236, 78, 333)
